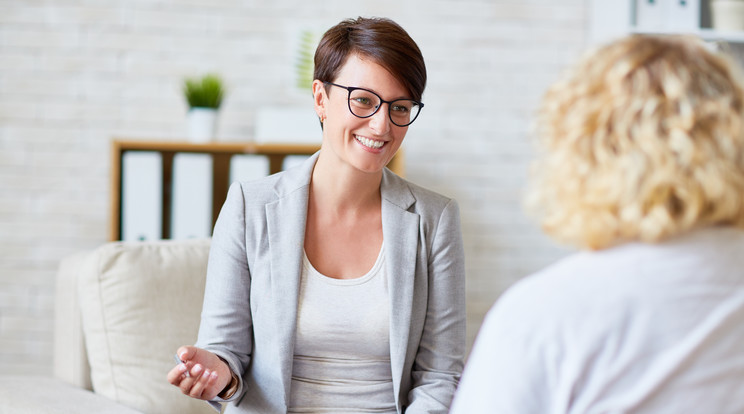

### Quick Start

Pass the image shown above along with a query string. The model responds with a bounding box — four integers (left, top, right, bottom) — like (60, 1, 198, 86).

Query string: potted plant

(183, 73, 225, 142)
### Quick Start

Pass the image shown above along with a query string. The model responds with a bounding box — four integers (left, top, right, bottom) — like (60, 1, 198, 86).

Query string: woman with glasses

(168, 17, 465, 414)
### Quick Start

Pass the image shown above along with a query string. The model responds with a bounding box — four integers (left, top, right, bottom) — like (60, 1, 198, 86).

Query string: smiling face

(313, 53, 410, 175)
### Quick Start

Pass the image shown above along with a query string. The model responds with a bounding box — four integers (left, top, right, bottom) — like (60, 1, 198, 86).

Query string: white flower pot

(711, 0, 744, 31)
(187, 107, 218, 142)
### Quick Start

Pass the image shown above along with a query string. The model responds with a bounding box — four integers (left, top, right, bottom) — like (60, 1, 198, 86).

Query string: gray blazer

(195, 153, 466, 413)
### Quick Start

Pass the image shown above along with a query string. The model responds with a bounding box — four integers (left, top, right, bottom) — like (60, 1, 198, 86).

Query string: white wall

(0, 0, 586, 375)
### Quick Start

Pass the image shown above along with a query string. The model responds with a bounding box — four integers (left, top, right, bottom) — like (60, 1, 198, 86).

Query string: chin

(351, 159, 386, 175)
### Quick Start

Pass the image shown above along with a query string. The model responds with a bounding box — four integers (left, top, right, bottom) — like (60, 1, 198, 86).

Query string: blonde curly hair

(527, 34, 744, 250)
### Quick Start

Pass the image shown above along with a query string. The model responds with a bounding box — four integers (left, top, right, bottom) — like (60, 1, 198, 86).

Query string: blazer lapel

(380, 169, 419, 406)
(265, 153, 317, 406)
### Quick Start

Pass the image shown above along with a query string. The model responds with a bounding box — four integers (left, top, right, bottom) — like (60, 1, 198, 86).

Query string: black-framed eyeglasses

(324, 82, 424, 127)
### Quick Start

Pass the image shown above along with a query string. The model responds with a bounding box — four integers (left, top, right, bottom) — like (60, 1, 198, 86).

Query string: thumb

(176, 345, 198, 362)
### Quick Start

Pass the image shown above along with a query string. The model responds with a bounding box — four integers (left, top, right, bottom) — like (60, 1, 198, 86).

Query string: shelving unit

(590, 0, 744, 46)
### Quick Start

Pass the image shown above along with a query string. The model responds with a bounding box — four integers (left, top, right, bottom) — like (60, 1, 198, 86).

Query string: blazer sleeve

(195, 182, 253, 401)
(407, 198, 467, 413)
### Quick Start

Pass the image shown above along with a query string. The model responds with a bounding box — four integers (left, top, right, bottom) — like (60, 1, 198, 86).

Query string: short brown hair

(313, 17, 427, 102)
(527, 35, 744, 249)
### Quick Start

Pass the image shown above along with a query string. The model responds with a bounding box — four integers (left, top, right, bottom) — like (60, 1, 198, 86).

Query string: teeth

(355, 135, 384, 149)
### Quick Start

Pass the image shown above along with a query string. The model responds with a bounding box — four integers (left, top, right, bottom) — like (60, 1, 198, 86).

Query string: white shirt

(451, 227, 744, 414)
(289, 244, 396, 413)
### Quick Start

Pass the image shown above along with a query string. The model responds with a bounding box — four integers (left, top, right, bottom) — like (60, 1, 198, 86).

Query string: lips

(354, 135, 385, 149)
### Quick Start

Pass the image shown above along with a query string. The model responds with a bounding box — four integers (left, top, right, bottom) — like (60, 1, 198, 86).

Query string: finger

(172, 354, 191, 378)
(178, 373, 196, 395)
(185, 364, 205, 397)
(189, 366, 212, 399)
(201, 370, 220, 400)
(167, 363, 189, 384)
(179, 362, 206, 395)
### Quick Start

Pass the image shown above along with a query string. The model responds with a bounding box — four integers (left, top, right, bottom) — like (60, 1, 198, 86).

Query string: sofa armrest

(53, 250, 92, 389)
(0, 376, 143, 414)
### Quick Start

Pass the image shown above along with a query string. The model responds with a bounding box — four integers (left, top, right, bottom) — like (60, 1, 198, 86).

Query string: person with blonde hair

(451, 34, 744, 414)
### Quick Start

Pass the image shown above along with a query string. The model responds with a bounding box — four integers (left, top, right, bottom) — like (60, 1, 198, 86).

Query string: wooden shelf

(111, 140, 322, 155)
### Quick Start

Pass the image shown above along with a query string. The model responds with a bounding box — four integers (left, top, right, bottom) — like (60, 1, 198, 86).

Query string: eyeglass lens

(348, 89, 421, 126)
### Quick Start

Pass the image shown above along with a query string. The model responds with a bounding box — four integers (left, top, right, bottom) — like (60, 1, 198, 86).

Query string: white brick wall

(0, 0, 586, 375)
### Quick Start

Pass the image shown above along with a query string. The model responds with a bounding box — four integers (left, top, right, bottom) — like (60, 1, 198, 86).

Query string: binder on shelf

(230, 155, 269, 184)
(635, 0, 701, 31)
(666, 0, 700, 31)
(171, 154, 212, 240)
(636, 0, 666, 30)
(121, 152, 162, 241)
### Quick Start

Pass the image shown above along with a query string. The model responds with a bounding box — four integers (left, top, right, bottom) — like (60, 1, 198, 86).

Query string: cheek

(326, 103, 351, 126)
(391, 128, 408, 144)
(328, 111, 366, 132)
(329, 98, 350, 118)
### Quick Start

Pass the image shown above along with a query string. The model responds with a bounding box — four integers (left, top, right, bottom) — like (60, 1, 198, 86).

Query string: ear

(312, 79, 327, 120)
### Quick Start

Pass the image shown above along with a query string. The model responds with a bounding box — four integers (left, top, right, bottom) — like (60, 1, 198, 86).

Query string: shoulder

(382, 169, 458, 215)
(410, 180, 457, 212)
(489, 249, 638, 332)
(220, 178, 278, 216)
(487, 238, 708, 345)
(227, 155, 315, 207)
(505, 228, 744, 313)
(228, 173, 283, 204)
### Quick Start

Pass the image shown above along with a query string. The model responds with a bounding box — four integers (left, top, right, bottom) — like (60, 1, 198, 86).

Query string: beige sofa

(0, 239, 218, 414)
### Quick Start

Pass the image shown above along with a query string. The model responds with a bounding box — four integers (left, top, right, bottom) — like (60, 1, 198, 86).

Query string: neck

(310, 150, 382, 213)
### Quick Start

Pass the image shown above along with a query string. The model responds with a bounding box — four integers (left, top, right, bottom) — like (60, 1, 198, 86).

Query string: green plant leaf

(183, 73, 225, 109)
(295, 30, 318, 91)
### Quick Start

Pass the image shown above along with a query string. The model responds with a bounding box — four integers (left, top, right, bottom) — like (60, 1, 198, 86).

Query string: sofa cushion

(77, 239, 216, 414)
(0, 376, 143, 414)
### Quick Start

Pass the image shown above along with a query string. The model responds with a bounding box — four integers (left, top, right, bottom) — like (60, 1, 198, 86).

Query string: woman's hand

(167, 346, 233, 400)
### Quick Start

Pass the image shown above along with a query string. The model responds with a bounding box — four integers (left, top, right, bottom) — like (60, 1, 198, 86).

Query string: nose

(368, 103, 391, 135)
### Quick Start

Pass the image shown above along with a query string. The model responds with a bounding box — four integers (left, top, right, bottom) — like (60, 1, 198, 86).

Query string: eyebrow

(348, 84, 413, 101)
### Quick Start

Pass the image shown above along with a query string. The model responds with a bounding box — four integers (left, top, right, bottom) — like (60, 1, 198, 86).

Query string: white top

(289, 244, 396, 413)
(451, 226, 744, 414)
